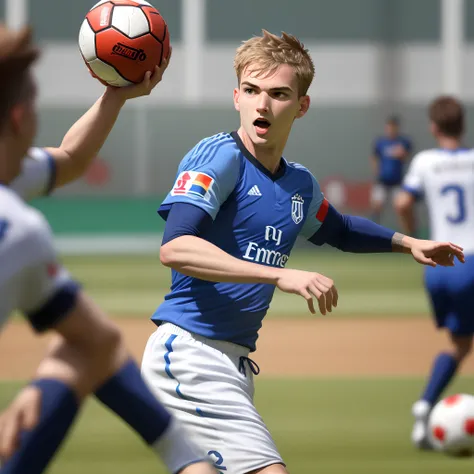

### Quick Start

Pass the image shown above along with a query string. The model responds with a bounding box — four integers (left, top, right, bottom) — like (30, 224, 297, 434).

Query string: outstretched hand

(410, 239, 465, 267)
(276, 269, 338, 315)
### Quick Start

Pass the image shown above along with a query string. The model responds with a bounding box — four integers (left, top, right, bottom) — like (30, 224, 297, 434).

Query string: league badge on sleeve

(291, 193, 304, 224)
(171, 171, 215, 200)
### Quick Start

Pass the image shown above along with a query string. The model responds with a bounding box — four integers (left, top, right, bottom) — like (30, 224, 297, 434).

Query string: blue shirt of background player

(154, 131, 327, 351)
(373, 135, 412, 186)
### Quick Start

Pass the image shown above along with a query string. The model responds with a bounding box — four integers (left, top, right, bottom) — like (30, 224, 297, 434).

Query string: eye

(244, 87, 255, 95)
(273, 91, 287, 99)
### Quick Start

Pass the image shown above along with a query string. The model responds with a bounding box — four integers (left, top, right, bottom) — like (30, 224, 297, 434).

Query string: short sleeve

(158, 135, 241, 220)
(10, 147, 56, 201)
(299, 172, 328, 239)
(11, 214, 79, 331)
(402, 152, 425, 198)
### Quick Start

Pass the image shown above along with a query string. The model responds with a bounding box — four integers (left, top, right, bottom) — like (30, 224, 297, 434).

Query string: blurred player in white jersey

(0, 25, 214, 474)
(396, 96, 474, 449)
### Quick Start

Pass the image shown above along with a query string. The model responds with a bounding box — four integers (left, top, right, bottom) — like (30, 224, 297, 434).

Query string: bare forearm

(398, 206, 416, 235)
(161, 235, 281, 284)
(47, 90, 126, 186)
(34, 295, 129, 399)
(34, 336, 128, 400)
(60, 90, 124, 156)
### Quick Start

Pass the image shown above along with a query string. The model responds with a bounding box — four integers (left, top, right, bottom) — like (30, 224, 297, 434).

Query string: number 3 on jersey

(441, 185, 466, 224)
(0, 219, 9, 240)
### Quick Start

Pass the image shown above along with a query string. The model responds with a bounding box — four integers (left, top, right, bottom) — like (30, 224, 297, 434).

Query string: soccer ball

(78, 0, 170, 87)
(428, 394, 474, 456)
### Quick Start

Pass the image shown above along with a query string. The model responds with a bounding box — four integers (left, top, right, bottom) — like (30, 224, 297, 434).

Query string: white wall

(36, 41, 473, 107)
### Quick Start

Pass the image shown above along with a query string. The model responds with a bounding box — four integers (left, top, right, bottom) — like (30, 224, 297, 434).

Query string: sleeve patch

(316, 198, 330, 222)
(171, 171, 214, 199)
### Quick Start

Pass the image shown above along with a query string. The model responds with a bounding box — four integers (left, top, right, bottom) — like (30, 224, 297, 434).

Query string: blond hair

(0, 25, 39, 130)
(234, 30, 315, 97)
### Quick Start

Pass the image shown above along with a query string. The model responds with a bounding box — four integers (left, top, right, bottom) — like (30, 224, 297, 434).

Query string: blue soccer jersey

(153, 132, 327, 350)
(374, 136, 412, 185)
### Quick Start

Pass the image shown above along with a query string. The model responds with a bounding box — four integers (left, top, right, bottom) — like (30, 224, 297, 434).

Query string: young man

(141, 31, 464, 474)
(395, 96, 474, 450)
(0, 26, 214, 474)
(370, 115, 413, 224)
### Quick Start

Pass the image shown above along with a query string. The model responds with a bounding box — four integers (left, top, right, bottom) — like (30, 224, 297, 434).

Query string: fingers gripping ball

(79, 0, 170, 87)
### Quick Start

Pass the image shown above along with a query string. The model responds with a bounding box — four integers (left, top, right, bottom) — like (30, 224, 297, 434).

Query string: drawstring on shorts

(238, 356, 260, 377)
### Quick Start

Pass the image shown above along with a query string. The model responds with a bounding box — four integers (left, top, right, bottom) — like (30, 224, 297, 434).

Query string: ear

(296, 95, 310, 119)
(9, 104, 25, 135)
(233, 87, 240, 112)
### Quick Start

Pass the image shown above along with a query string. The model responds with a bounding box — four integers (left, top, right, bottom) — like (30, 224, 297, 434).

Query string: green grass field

(61, 250, 431, 318)
(1, 378, 474, 474)
(2, 251, 454, 473)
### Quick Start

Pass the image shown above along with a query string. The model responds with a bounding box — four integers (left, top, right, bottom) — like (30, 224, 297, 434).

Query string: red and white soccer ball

(78, 0, 170, 87)
(428, 394, 474, 456)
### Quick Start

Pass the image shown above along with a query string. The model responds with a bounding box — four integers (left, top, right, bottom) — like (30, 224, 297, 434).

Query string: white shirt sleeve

(10, 147, 56, 201)
(402, 152, 426, 198)
(9, 212, 79, 331)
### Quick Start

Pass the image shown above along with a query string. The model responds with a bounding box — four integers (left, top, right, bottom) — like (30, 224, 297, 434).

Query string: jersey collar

(437, 147, 470, 154)
(231, 131, 286, 181)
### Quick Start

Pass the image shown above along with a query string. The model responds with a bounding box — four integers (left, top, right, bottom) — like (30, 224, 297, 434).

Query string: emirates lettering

(243, 242, 289, 268)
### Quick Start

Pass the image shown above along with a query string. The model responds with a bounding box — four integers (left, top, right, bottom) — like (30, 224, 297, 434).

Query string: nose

(256, 92, 270, 113)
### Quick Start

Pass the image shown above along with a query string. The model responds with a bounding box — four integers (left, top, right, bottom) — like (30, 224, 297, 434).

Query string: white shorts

(371, 183, 401, 205)
(141, 323, 284, 474)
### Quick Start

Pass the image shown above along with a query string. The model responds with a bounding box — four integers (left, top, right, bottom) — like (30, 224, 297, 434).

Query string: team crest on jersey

(291, 193, 304, 224)
(171, 171, 214, 199)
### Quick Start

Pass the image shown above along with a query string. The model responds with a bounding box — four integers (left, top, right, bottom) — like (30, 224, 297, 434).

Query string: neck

(438, 136, 462, 150)
(0, 139, 25, 185)
(0, 163, 12, 185)
(0, 153, 11, 185)
(237, 127, 286, 174)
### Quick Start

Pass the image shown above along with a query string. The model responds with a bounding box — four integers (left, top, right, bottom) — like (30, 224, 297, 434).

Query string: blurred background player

(0, 25, 213, 474)
(141, 30, 464, 473)
(395, 96, 474, 450)
(370, 115, 413, 224)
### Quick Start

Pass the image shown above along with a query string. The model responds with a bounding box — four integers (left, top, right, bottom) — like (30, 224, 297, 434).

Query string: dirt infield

(1, 317, 473, 380)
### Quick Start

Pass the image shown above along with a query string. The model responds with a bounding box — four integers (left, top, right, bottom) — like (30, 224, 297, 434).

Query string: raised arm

(46, 59, 169, 189)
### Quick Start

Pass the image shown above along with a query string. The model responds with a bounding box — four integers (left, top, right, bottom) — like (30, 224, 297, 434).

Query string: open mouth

(253, 118, 271, 134)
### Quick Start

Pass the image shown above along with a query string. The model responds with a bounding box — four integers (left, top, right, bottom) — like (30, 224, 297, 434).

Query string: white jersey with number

(10, 147, 55, 200)
(0, 185, 78, 333)
(403, 147, 474, 254)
